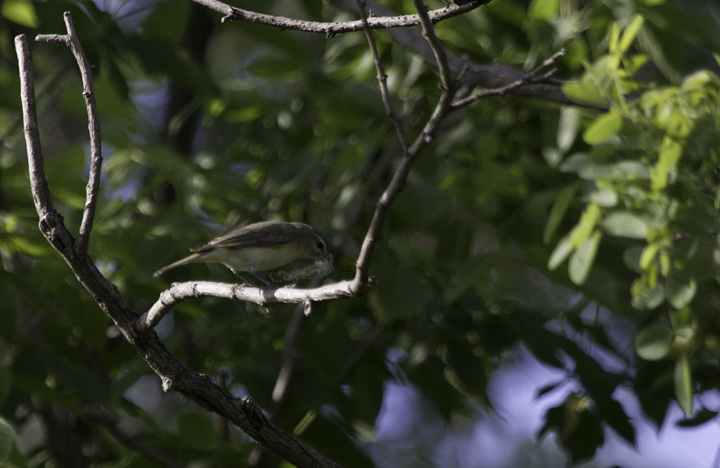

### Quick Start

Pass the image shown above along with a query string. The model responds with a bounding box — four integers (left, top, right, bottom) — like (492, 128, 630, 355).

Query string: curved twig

(37, 12, 103, 257)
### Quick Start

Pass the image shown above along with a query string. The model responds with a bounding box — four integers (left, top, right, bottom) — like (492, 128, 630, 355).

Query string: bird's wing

(190, 222, 296, 252)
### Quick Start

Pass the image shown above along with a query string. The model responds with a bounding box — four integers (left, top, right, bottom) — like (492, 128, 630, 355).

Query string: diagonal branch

(37, 12, 103, 257)
(192, 0, 485, 35)
(16, 30, 343, 468)
(411, 0, 454, 93)
(351, 2, 458, 289)
(354, 0, 409, 153)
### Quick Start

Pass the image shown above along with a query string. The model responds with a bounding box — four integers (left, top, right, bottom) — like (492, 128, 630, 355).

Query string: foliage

(1, 0, 719, 467)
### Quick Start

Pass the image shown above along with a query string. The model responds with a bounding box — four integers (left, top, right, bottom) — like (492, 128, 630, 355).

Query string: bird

(153, 221, 331, 286)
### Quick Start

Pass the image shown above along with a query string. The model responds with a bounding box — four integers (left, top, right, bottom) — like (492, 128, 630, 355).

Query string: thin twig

(351, 2, 458, 289)
(193, 0, 484, 36)
(355, 0, 409, 153)
(452, 48, 568, 108)
(37, 12, 104, 257)
(15, 36, 55, 220)
(412, 0, 454, 93)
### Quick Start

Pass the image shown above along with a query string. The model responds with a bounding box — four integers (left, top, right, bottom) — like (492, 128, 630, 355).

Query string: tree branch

(136, 280, 357, 332)
(352, 0, 458, 288)
(16, 36, 55, 221)
(192, 0, 486, 36)
(37, 12, 103, 257)
(452, 48, 568, 108)
(354, 0, 409, 153)
(329, 0, 583, 106)
(16, 30, 343, 468)
(412, 0, 454, 94)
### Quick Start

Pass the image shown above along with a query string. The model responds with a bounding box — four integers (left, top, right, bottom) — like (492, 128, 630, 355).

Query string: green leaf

(622, 246, 644, 273)
(568, 230, 601, 285)
(634, 325, 674, 360)
(562, 82, 607, 106)
(1, 0, 38, 28)
(543, 185, 577, 244)
(601, 212, 648, 239)
(528, 0, 560, 21)
(548, 234, 574, 270)
(557, 106, 580, 152)
(0, 417, 16, 461)
(583, 111, 622, 145)
(631, 284, 665, 310)
(667, 276, 697, 309)
(619, 15, 644, 53)
(569, 204, 601, 247)
(674, 355, 693, 415)
(651, 136, 683, 191)
(586, 186, 618, 207)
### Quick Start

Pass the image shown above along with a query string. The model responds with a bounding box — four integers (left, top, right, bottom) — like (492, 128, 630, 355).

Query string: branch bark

(193, 0, 485, 35)
(37, 12, 103, 257)
(15, 30, 342, 468)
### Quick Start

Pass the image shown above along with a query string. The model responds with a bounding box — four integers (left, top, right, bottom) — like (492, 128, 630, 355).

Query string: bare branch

(15, 35, 55, 221)
(193, 0, 485, 36)
(452, 48, 568, 108)
(16, 27, 345, 468)
(412, 0, 454, 93)
(37, 12, 104, 257)
(352, 5, 458, 289)
(354, 0, 409, 153)
(137, 280, 357, 333)
(330, 0, 587, 106)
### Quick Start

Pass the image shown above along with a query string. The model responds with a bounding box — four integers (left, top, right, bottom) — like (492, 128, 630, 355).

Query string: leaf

(0, 417, 16, 461)
(601, 211, 648, 238)
(568, 230, 601, 285)
(674, 355, 693, 415)
(631, 283, 665, 310)
(597, 398, 636, 446)
(635, 324, 674, 360)
(583, 111, 622, 144)
(528, 0, 560, 21)
(651, 136, 683, 191)
(2, 0, 39, 28)
(562, 82, 607, 106)
(569, 204, 601, 247)
(586, 186, 618, 207)
(667, 276, 697, 309)
(557, 106, 580, 152)
(543, 185, 577, 244)
(619, 15, 644, 53)
(548, 234, 573, 270)
(676, 409, 718, 427)
(622, 246, 644, 272)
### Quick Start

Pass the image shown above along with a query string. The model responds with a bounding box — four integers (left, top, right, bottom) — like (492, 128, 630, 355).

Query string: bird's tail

(153, 253, 202, 277)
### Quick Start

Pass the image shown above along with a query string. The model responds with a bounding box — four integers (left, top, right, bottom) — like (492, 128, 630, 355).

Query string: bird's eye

(316, 240, 325, 251)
